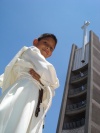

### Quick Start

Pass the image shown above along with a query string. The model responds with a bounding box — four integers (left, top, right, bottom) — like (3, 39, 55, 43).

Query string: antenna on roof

(81, 21, 90, 63)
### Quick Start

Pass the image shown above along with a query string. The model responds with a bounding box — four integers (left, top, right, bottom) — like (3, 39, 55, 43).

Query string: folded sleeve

(0, 74, 4, 88)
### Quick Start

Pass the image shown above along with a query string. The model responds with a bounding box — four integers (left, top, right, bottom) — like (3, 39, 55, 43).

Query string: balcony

(66, 100, 86, 115)
(63, 118, 85, 130)
(70, 71, 88, 84)
(68, 84, 87, 98)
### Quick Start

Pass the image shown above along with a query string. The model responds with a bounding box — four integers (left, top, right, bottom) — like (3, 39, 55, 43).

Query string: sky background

(0, 0, 100, 133)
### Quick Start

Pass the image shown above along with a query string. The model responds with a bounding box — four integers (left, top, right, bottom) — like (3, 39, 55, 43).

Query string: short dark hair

(38, 33, 57, 45)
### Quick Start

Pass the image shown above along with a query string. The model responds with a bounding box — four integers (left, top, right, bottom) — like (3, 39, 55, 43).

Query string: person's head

(33, 33, 57, 58)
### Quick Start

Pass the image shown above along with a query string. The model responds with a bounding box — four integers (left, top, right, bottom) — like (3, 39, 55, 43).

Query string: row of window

(66, 100, 86, 111)
(71, 71, 88, 82)
(68, 84, 87, 95)
(63, 118, 85, 130)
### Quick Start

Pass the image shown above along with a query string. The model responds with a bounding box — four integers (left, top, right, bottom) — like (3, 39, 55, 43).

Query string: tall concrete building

(56, 23, 100, 133)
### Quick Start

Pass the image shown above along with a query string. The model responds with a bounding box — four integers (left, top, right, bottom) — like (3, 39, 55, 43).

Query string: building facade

(56, 31, 100, 133)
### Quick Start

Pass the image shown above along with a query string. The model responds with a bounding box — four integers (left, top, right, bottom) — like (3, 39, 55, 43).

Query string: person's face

(33, 37, 56, 58)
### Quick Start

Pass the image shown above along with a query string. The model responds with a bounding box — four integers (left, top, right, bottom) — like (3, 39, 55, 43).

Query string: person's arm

(22, 47, 59, 89)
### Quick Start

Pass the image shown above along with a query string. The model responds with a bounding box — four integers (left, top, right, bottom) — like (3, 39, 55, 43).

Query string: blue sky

(0, 0, 100, 133)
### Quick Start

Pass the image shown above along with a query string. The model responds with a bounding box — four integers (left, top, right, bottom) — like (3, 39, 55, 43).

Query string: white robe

(0, 46, 59, 133)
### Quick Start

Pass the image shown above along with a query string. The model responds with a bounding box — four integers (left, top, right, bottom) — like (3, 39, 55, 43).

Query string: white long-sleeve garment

(0, 46, 59, 133)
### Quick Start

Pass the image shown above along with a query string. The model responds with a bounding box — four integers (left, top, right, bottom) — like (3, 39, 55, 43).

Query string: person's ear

(33, 39, 38, 46)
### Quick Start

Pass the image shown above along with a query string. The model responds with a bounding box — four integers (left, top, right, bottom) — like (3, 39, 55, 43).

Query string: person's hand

(29, 69, 40, 81)
(29, 69, 44, 86)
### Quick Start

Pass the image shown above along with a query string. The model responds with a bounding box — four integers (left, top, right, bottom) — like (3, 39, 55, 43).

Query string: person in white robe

(0, 33, 59, 133)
